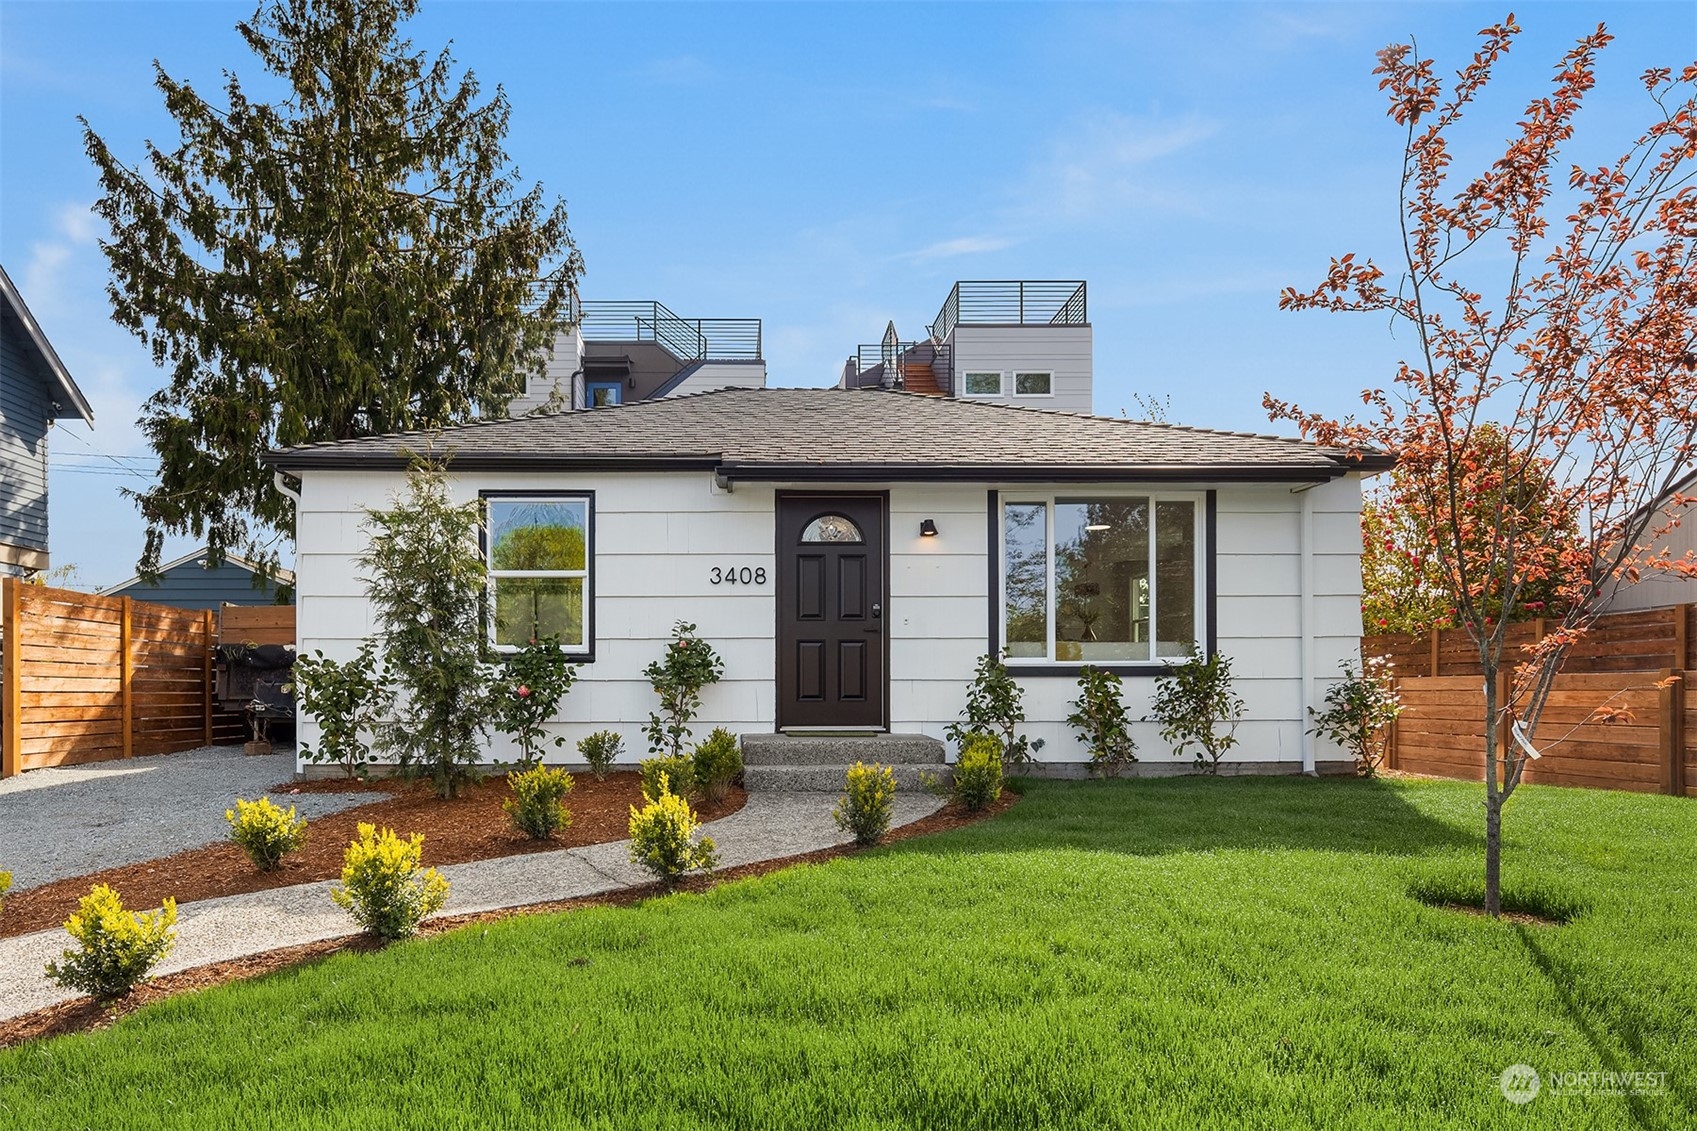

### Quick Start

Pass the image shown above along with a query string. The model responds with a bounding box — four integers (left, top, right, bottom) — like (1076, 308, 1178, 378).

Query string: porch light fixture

(919, 519, 939, 537)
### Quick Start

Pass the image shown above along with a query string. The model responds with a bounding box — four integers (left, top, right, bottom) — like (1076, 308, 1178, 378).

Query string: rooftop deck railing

(927, 280, 1087, 342)
(578, 300, 761, 361)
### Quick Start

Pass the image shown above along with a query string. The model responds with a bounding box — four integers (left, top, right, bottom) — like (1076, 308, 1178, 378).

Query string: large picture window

(486, 495, 592, 653)
(1000, 494, 1201, 664)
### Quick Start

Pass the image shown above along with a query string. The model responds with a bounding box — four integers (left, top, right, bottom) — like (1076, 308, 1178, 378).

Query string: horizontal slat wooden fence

(1366, 604, 1694, 677)
(0, 580, 289, 777)
(219, 604, 296, 647)
(1388, 669, 1691, 796)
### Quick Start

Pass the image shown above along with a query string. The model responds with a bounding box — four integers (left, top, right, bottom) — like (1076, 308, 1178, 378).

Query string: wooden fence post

(1675, 603, 1691, 671)
(1661, 667, 1685, 798)
(120, 596, 133, 760)
(1, 578, 18, 778)
(202, 608, 214, 747)
(1387, 678, 1401, 771)
(1429, 625, 1441, 677)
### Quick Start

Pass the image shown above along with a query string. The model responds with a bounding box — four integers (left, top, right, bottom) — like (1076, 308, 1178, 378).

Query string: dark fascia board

(265, 450, 724, 474)
(715, 460, 1377, 484)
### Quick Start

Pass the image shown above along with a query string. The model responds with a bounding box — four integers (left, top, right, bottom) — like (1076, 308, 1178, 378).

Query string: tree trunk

(1483, 790, 1502, 917)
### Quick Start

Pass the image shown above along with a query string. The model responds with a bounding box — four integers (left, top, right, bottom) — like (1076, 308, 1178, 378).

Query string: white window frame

(998, 491, 1205, 666)
(485, 493, 593, 656)
(962, 370, 1006, 397)
(1012, 371, 1054, 398)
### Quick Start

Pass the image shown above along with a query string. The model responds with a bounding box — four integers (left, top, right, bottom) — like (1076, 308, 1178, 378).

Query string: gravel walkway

(0, 745, 371, 890)
(0, 792, 942, 1021)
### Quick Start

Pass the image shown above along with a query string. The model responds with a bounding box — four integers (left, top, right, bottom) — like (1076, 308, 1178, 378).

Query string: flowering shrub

(833, 762, 896, 846)
(628, 774, 718, 887)
(579, 730, 623, 781)
(1308, 657, 1404, 777)
(45, 885, 177, 1000)
(953, 733, 1005, 811)
(692, 727, 742, 804)
(225, 796, 309, 871)
(291, 644, 384, 778)
(640, 753, 697, 801)
(945, 653, 1043, 765)
(330, 824, 449, 940)
(489, 635, 578, 768)
(1150, 648, 1245, 774)
(504, 764, 575, 840)
(643, 621, 724, 758)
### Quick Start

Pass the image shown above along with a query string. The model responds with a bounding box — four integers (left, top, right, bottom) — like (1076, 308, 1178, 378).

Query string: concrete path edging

(0, 792, 943, 1023)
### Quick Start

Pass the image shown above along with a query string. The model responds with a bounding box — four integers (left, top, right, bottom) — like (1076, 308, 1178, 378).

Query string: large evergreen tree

(82, 0, 582, 575)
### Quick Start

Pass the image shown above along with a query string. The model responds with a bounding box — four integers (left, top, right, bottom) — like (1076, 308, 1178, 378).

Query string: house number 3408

(710, 566, 767, 585)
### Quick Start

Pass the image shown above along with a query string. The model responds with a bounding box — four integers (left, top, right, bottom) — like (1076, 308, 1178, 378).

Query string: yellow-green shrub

(954, 732, 1005, 811)
(628, 774, 718, 887)
(44, 885, 177, 1000)
(578, 730, 623, 781)
(640, 754, 696, 801)
(692, 727, 742, 804)
(504, 765, 574, 840)
(833, 761, 896, 846)
(0, 869, 11, 920)
(330, 823, 449, 940)
(225, 796, 309, 871)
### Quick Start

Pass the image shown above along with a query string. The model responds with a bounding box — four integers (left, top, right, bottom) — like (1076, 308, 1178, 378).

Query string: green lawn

(2, 776, 1693, 1129)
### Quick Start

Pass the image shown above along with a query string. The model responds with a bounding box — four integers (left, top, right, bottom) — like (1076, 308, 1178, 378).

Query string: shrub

(640, 753, 697, 801)
(225, 796, 309, 872)
(1150, 648, 1245, 774)
(291, 644, 385, 778)
(833, 762, 896, 846)
(490, 635, 578, 768)
(579, 730, 624, 781)
(953, 732, 1005, 811)
(945, 653, 1043, 765)
(330, 823, 449, 940)
(1066, 666, 1138, 777)
(504, 765, 575, 840)
(44, 885, 177, 1000)
(692, 727, 742, 804)
(0, 869, 10, 918)
(1308, 657, 1404, 777)
(643, 621, 725, 758)
(628, 774, 718, 888)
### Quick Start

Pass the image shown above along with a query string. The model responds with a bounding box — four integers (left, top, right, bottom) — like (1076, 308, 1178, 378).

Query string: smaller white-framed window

(485, 495, 592, 654)
(963, 371, 1004, 397)
(1013, 371, 1053, 396)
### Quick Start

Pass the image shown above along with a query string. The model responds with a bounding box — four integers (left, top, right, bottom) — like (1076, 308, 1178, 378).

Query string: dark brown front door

(776, 493, 887, 729)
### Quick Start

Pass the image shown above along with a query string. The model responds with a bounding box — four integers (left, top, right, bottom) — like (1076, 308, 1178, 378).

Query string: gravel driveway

(0, 745, 371, 890)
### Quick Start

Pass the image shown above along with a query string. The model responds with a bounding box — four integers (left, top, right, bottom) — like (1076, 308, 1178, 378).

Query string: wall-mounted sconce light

(919, 519, 939, 537)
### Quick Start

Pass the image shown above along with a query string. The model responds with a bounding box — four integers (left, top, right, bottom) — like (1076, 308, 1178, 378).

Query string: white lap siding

(294, 469, 1366, 772)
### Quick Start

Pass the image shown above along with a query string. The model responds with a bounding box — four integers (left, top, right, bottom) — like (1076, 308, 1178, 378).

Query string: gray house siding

(0, 314, 53, 575)
(945, 325, 1094, 414)
(106, 558, 293, 612)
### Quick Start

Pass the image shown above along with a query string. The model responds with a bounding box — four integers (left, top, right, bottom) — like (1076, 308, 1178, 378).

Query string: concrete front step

(741, 732, 946, 767)
(743, 763, 949, 793)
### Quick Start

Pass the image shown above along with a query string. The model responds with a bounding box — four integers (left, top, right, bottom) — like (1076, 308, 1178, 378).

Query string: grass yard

(1, 776, 1693, 1129)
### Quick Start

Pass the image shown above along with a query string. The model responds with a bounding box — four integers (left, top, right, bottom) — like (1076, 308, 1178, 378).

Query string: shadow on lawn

(896, 774, 1479, 858)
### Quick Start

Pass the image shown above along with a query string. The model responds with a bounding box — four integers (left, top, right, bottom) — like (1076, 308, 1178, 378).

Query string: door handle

(871, 603, 882, 619)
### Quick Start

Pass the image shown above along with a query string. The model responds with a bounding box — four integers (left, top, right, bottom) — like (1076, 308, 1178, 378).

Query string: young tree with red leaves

(1268, 17, 1697, 915)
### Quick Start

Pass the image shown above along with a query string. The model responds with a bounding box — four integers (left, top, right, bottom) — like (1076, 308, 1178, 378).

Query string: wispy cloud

(907, 234, 1017, 262)
(1037, 111, 1220, 222)
(633, 54, 719, 86)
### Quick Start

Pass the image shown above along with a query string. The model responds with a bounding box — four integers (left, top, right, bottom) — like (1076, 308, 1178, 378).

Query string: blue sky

(1, 1, 1690, 588)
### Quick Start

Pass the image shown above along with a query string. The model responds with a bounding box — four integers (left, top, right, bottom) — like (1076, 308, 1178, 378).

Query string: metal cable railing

(927, 280, 1087, 340)
(577, 301, 762, 361)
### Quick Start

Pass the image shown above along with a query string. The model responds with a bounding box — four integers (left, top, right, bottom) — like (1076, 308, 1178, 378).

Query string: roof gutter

(714, 461, 1373, 485)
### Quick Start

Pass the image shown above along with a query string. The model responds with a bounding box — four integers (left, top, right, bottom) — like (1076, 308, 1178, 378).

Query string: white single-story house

(268, 384, 1389, 778)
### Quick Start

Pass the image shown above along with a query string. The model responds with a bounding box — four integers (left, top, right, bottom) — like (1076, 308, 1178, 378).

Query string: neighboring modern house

(509, 295, 766, 414)
(273, 283, 1389, 776)
(102, 547, 295, 612)
(1602, 469, 1697, 612)
(0, 264, 94, 578)
(841, 280, 1093, 412)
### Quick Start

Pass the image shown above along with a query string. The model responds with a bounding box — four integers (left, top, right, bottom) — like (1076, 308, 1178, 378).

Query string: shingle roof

(266, 387, 1392, 482)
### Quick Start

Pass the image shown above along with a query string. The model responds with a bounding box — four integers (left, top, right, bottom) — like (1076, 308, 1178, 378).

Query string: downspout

(271, 470, 301, 507)
(1298, 485, 1317, 775)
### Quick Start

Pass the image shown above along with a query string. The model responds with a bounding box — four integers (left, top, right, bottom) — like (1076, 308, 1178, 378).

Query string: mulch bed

(0, 789, 1017, 1049)
(0, 771, 745, 940)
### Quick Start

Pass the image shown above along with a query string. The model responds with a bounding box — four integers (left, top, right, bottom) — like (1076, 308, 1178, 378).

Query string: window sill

(1004, 663, 1178, 679)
